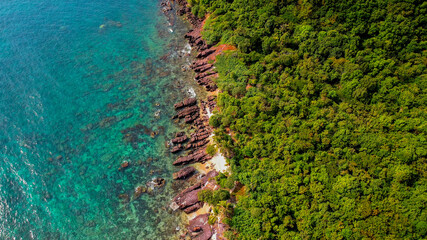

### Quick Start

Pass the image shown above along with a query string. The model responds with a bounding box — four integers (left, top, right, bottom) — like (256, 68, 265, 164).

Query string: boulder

(134, 186, 147, 199)
(121, 161, 129, 169)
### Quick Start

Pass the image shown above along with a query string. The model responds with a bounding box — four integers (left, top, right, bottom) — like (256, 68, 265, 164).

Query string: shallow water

(0, 0, 201, 239)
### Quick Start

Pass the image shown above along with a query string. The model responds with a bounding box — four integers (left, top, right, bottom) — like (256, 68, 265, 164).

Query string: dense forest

(189, 0, 426, 239)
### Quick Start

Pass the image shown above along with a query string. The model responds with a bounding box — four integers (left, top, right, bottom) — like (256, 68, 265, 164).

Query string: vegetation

(206, 143, 218, 156)
(198, 189, 231, 206)
(190, 0, 427, 239)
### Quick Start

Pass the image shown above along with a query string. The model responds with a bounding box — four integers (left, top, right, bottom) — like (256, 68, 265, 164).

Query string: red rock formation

(173, 166, 196, 180)
(190, 132, 210, 143)
(173, 105, 199, 119)
(134, 186, 147, 199)
(186, 139, 210, 150)
(172, 171, 218, 210)
(176, 131, 185, 137)
(184, 111, 200, 123)
(119, 161, 129, 171)
(171, 144, 184, 153)
(172, 135, 188, 144)
(195, 71, 216, 80)
(174, 98, 197, 109)
(193, 64, 213, 73)
(196, 49, 215, 58)
(191, 59, 208, 69)
(187, 214, 212, 240)
(183, 202, 204, 214)
(169, 1, 230, 239)
(173, 149, 212, 165)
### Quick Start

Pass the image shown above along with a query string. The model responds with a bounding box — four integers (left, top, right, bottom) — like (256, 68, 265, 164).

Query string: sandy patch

(210, 152, 229, 173)
(193, 149, 229, 174)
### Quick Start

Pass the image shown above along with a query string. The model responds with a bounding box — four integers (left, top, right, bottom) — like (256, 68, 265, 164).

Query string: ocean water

(0, 0, 200, 239)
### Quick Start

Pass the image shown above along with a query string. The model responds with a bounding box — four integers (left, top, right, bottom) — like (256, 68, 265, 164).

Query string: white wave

(206, 107, 213, 119)
(181, 43, 192, 55)
(187, 87, 196, 98)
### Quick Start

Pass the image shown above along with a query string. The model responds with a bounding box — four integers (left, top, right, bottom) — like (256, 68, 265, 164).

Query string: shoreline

(161, 0, 232, 239)
(159, 1, 427, 239)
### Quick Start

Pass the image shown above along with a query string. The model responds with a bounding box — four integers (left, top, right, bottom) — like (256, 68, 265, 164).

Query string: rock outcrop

(187, 214, 212, 240)
(171, 144, 184, 153)
(173, 149, 212, 165)
(174, 98, 197, 109)
(164, 1, 230, 239)
(172, 171, 218, 213)
(172, 135, 188, 144)
(173, 166, 197, 180)
(173, 105, 200, 119)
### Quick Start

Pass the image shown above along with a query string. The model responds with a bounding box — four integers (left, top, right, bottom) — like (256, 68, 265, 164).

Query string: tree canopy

(191, 0, 427, 239)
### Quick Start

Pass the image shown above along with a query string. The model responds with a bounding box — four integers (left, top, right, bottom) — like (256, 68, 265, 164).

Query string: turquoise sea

(0, 0, 201, 239)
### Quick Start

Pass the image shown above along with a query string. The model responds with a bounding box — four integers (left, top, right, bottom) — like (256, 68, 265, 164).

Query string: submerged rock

(134, 186, 147, 199)
(86, 220, 97, 228)
(146, 177, 166, 190)
(151, 131, 158, 138)
(121, 161, 129, 169)
(118, 194, 130, 203)
(153, 177, 166, 187)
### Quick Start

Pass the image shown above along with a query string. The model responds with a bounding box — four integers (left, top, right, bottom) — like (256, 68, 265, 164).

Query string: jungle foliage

(190, 0, 427, 239)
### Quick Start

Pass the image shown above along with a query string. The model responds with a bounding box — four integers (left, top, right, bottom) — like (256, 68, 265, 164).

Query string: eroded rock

(173, 166, 196, 180)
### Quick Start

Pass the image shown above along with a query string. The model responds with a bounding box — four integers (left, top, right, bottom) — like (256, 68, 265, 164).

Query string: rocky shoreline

(161, 0, 231, 239)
